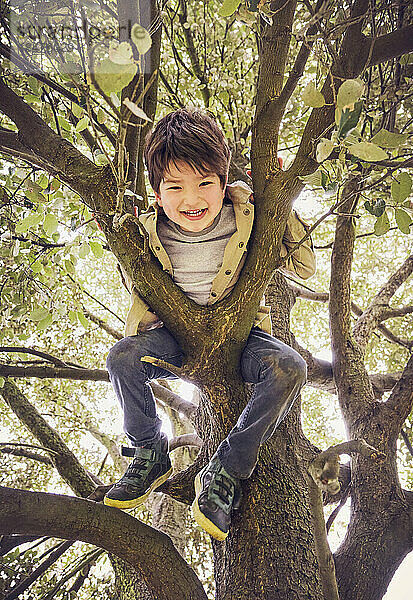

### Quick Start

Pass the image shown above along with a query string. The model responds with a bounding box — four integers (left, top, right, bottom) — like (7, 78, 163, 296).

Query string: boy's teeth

(184, 209, 204, 215)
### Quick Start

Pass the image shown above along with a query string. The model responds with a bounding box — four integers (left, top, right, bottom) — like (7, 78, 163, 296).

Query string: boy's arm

(279, 210, 316, 280)
(117, 265, 162, 334)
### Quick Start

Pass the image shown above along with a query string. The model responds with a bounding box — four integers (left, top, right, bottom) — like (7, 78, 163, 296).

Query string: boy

(104, 108, 315, 541)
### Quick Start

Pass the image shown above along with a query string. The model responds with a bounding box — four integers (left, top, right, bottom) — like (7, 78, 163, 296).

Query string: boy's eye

(167, 186, 181, 190)
(200, 181, 212, 186)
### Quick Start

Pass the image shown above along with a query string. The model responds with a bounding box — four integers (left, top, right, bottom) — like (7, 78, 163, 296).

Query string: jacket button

(243, 209, 250, 215)
(225, 270, 232, 275)
(239, 242, 244, 248)
(155, 246, 160, 250)
(211, 291, 217, 297)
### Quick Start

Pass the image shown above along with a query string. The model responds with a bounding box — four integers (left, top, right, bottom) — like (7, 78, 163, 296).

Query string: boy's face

(154, 160, 226, 232)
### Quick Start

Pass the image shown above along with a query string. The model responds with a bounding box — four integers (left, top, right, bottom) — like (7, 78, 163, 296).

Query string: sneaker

(192, 456, 242, 541)
(104, 434, 172, 509)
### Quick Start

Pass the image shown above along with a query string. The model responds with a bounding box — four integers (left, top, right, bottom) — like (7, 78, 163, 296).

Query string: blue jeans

(106, 327, 306, 479)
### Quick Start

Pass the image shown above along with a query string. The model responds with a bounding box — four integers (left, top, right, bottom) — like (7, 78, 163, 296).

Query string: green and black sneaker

(192, 456, 242, 541)
(104, 433, 172, 510)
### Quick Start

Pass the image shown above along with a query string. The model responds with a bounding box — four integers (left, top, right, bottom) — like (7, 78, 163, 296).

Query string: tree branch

(178, 0, 211, 107)
(5, 540, 74, 600)
(353, 254, 413, 352)
(0, 364, 109, 382)
(289, 1, 413, 179)
(367, 24, 413, 68)
(0, 127, 52, 171)
(0, 487, 208, 600)
(82, 309, 123, 340)
(383, 305, 413, 320)
(290, 281, 413, 350)
(329, 176, 376, 426)
(385, 353, 413, 436)
(309, 439, 386, 495)
(0, 445, 52, 465)
(0, 78, 103, 200)
(151, 381, 198, 422)
(277, 0, 325, 119)
(0, 380, 96, 497)
(0, 346, 69, 367)
(0, 364, 197, 422)
(169, 433, 202, 451)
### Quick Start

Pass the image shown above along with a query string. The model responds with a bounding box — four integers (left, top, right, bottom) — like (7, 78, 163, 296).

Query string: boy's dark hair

(144, 108, 231, 193)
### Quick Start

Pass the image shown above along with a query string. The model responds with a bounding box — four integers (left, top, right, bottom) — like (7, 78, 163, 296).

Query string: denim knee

(263, 347, 307, 389)
(106, 336, 146, 378)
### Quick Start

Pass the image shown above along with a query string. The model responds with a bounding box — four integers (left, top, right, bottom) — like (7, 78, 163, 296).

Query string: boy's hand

(138, 310, 163, 332)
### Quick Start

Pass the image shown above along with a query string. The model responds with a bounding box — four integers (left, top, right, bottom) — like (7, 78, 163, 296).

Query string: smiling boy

(104, 108, 315, 541)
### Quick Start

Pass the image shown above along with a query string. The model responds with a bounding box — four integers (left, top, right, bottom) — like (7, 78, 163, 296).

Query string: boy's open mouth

(181, 208, 207, 220)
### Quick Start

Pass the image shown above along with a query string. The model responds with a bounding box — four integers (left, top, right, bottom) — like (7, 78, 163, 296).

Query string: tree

(0, 1, 413, 599)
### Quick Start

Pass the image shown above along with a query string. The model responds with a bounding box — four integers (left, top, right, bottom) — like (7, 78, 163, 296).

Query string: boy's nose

(183, 190, 204, 207)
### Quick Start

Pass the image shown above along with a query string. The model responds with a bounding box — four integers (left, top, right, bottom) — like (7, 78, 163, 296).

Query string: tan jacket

(121, 180, 316, 337)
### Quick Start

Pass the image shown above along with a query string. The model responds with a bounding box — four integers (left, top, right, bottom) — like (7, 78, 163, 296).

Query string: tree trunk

(211, 275, 325, 599)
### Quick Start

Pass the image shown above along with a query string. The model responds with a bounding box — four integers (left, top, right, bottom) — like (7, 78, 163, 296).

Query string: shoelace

(211, 473, 235, 506)
(124, 457, 151, 482)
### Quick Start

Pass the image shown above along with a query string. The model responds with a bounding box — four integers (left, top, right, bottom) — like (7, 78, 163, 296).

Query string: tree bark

(0, 487, 207, 600)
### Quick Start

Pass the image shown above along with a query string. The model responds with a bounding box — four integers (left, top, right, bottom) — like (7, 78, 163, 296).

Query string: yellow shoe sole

(192, 473, 228, 541)
(104, 467, 173, 510)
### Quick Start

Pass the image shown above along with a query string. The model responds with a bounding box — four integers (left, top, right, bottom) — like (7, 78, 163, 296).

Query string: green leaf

(28, 76, 39, 94)
(218, 90, 230, 105)
(219, 0, 242, 17)
(24, 180, 43, 193)
(337, 79, 364, 109)
(68, 310, 78, 324)
(316, 138, 335, 163)
(94, 59, 137, 94)
(348, 142, 388, 162)
(64, 259, 75, 275)
(371, 129, 408, 148)
(391, 173, 412, 203)
(123, 98, 152, 121)
(374, 211, 390, 236)
(109, 41, 134, 65)
(77, 311, 89, 329)
(97, 108, 107, 124)
(0, 377, 4, 388)
(43, 214, 59, 237)
(75, 115, 89, 132)
(89, 241, 104, 258)
(337, 101, 363, 139)
(15, 213, 44, 233)
(78, 242, 90, 258)
(58, 116, 72, 131)
(95, 153, 109, 165)
(394, 208, 412, 234)
(71, 102, 84, 118)
(29, 307, 50, 322)
(364, 198, 385, 217)
(24, 94, 40, 103)
(131, 24, 152, 55)
(51, 178, 61, 191)
(302, 82, 325, 108)
(37, 175, 49, 189)
(37, 313, 53, 331)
